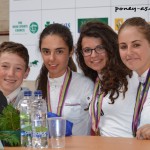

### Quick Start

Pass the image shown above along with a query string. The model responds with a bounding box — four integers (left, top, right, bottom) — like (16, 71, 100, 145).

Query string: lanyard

(132, 68, 150, 137)
(91, 77, 105, 135)
(47, 68, 72, 116)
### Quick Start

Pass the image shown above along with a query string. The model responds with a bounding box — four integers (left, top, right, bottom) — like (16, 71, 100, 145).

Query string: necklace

(47, 68, 72, 116)
(91, 77, 105, 135)
(132, 68, 150, 137)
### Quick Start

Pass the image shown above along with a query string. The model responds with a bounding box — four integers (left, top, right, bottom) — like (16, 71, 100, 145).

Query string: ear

(24, 67, 30, 79)
(69, 48, 74, 57)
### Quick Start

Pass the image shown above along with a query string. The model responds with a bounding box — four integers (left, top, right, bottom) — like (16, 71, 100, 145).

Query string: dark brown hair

(76, 21, 132, 103)
(37, 23, 77, 99)
(0, 41, 29, 70)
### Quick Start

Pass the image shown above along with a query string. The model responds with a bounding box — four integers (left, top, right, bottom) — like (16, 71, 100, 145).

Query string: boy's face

(0, 52, 29, 96)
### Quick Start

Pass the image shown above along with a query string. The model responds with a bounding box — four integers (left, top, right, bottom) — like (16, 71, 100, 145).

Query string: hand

(136, 124, 150, 140)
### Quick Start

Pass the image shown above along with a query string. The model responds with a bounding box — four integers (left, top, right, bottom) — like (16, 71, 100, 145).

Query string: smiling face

(81, 36, 108, 74)
(118, 26, 150, 75)
(41, 34, 72, 78)
(0, 52, 29, 96)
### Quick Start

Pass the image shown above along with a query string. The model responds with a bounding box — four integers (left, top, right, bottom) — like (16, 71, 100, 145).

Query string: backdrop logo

(114, 18, 124, 31)
(29, 60, 39, 67)
(78, 18, 108, 33)
(12, 21, 28, 34)
(44, 21, 71, 29)
(29, 22, 38, 34)
(45, 21, 50, 28)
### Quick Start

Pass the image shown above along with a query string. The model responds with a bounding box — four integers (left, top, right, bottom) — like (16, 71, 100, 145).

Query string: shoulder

(126, 71, 139, 90)
(70, 71, 94, 96)
(71, 71, 94, 85)
(127, 71, 139, 83)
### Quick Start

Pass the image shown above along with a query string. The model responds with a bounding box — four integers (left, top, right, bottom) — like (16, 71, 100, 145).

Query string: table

(4, 136, 150, 150)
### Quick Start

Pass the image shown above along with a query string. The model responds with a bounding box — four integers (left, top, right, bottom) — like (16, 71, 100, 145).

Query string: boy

(0, 41, 30, 109)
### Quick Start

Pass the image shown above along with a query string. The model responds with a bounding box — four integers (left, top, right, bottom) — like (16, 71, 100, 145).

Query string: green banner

(78, 18, 108, 32)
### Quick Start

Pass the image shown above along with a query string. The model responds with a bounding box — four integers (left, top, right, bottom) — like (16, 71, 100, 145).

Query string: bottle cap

(34, 90, 42, 96)
(24, 90, 32, 96)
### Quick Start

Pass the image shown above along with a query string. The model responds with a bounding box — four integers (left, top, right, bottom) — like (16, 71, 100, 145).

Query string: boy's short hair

(0, 41, 29, 70)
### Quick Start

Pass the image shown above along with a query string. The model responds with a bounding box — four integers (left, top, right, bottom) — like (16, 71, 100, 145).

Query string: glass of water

(47, 117, 66, 148)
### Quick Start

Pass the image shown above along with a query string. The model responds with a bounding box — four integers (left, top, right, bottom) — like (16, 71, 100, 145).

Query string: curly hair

(76, 21, 132, 104)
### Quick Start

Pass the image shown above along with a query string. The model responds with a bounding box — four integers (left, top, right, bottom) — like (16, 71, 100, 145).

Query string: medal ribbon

(47, 68, 72, 116)
(132, 68, 150, 137)
(91, 77, 105, 135)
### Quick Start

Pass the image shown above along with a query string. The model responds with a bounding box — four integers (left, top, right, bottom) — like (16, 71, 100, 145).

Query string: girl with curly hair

(76, 21, 138, 137)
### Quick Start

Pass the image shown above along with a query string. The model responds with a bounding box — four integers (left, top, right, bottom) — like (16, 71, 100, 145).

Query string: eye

(119, 44, 127, 50)
(82, 48, 91, 53)
(55, 48, 64, 55)
(1, 65, 9, 69)
(96, 45, 105, 52)
(16, 67, 22, 71)
(133, 43, 140, 48)
(42, 49, 50, 55)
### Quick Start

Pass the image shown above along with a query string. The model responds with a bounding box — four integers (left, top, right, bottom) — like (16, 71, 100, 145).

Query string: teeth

(92, 60, 100, 63)
(50, 64, 57, 67)
(49, 64, 57, 66)
(5, 79, 16, 83)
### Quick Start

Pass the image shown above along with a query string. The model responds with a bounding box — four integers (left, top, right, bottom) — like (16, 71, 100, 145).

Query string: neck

(49, 69, 67, 79)
(0, 90, 10, 97)
(137, 67, 150, 76)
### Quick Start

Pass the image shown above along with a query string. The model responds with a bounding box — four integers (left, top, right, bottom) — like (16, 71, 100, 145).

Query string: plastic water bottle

(18, 90, 32, 147)
(31, 90, 48, 148)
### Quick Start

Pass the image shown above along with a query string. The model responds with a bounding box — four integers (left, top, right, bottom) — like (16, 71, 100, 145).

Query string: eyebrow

(55, 47, 65, 50)
(41, 48, 49, 51)
(83, 45, 103, 49)
(0, 62, 25, 67)
(132, 40, 142, 43)
(119, 40, 142, 45)
(41, 47, 65, 51)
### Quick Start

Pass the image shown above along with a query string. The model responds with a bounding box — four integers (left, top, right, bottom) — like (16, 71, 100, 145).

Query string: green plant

(0, 104, 20, 146)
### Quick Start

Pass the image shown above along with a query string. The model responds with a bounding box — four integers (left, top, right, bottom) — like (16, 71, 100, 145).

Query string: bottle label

(32, 132, 48, 138)
(21, 131, 32, 136)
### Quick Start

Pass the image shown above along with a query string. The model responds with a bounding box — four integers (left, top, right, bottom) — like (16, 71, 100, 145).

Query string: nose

(8, 68, 15, 76)
(126, 46, 133, 56)
(49, 52, 55, 61)
(90, 49, 97, 57)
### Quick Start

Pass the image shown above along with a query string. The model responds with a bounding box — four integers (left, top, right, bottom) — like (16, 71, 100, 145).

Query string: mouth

(49, 64, 57, 67)
(4, 79, 16, 83)
(48, 64, 58, 69)
(91, 60, 101, 64)
(126, 58, 138, 61)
